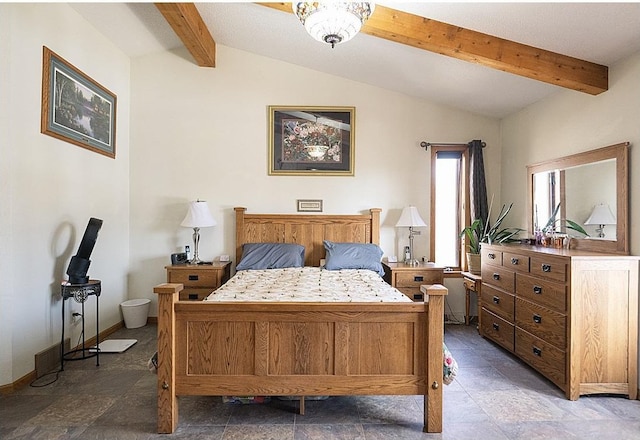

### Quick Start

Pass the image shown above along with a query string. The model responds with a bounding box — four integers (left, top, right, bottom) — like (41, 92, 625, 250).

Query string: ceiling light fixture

(293, 2, 375, 48)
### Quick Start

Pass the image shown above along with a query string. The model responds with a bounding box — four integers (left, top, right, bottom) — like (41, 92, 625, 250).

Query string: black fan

(66, 218, 103, 284)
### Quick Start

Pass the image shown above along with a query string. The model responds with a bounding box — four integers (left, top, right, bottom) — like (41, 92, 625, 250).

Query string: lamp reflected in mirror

(584, 203, 616, 238)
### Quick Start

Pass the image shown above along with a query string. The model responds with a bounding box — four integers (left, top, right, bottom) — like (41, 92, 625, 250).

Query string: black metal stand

(60, 280, 101, 371)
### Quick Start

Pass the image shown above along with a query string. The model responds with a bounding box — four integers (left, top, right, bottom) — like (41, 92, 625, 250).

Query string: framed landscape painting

(41, 46, 117, 158)
(268, 106, 355, 176)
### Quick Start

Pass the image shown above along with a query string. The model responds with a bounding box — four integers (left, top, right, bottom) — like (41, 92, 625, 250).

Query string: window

(430, 145, 469, 270)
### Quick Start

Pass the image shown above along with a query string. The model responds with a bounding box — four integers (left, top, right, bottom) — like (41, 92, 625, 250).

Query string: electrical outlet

(70, 303, 82, 324)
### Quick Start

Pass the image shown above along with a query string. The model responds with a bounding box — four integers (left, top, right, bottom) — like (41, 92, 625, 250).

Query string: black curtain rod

(420, 141, 486, 150)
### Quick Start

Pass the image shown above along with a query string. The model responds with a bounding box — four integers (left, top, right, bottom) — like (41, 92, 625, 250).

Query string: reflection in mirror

(527, 142, 629, 255)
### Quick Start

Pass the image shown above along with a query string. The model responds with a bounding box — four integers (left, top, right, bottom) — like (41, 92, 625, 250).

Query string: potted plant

(460, 202, 522, 274)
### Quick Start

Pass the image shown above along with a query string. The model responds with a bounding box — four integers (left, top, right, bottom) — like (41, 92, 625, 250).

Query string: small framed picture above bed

(268, 106, 355, 176)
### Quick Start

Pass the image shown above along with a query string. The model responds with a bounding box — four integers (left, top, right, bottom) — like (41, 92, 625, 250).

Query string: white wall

(129, 45, 502, 319)
(501, 51, 640, 385)
(0, 3, 131, 386)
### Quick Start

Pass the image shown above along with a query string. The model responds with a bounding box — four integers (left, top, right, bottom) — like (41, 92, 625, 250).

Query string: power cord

(31, 313, 85, 388)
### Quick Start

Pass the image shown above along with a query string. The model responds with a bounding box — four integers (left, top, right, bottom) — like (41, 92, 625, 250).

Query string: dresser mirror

(526, 142, 629, 254)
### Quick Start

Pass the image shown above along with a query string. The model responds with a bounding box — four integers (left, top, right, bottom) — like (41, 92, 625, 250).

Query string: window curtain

(468, 140, 489, 223)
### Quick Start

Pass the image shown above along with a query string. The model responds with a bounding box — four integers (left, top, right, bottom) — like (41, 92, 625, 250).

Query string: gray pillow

(236, 243, 305, 270)
(323, 240, 384, 276)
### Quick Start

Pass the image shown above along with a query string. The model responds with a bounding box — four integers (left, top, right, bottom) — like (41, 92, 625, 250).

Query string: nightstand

(165, 262, 231, 301)
(461, 271, 482, 327)
(382, 261, 444, 301)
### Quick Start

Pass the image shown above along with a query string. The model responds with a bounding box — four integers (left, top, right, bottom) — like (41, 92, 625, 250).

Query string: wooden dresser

(479, 243, 638, 400)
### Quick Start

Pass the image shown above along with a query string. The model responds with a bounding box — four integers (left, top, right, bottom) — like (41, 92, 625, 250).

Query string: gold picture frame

(268, 106, 354, 176)
(41, 46, 117, 158)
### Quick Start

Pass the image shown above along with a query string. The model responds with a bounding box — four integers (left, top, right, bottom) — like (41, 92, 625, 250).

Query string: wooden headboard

(234, 207, 381, 267)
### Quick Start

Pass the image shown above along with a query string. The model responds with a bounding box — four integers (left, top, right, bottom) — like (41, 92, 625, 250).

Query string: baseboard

(0, 320, 126, 395)
(35, 338, 70, 378)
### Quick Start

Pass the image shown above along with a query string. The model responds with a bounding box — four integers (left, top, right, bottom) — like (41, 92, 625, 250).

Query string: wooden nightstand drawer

(515, 328, 566, 387)
(179, 288, 211, 301)
(481, 308, 514, 352)
(168, 270, 219, 287)
(165, 262, 231, 301)
(515, 297, 566, 349)
(395, 271, 442, 287)
(382, 262, 444, 302)
(397, 287, 425, 301)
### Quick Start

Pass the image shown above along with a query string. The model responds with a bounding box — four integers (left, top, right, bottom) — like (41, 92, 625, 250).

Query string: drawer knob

(413, 276, 424, 282)
(488, 253, 496, 259)
(492, 273, 500, 280)
(492, 296, 500, 304)
(492, 323, 500, 331)
(542, 264, 551, 273)
(533, 285, 542, 294)
(533, 314, 542, 324)
(532, 346, 542, 357)
(511, 257, 519, 265)
(188, 275, 199, 281)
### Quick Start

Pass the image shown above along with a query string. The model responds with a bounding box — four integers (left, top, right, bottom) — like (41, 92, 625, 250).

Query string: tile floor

(1, 323, 639, 439)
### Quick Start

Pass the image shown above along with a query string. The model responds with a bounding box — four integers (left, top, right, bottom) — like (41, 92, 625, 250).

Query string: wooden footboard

(154, 283, 447, 434)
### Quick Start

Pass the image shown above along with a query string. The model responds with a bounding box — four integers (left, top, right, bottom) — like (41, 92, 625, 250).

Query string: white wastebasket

(121, 298, 150, 329)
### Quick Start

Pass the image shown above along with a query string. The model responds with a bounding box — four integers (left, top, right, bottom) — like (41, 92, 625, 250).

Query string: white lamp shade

(396, 206, 427, 227)
(584, 203, 616, 225)
(181, 200, 217, 228)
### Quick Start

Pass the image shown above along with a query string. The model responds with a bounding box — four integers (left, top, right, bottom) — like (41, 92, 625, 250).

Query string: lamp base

(405, 259, 420, 266)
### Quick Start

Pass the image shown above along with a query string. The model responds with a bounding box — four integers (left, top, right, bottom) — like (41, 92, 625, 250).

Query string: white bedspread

(204, 267, 411, 302)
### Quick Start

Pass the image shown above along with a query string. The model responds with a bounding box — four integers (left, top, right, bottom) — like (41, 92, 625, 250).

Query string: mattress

(205, 267, 411, 302)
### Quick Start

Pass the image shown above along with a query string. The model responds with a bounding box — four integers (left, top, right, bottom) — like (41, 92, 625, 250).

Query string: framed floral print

(268, 106, 354, 176)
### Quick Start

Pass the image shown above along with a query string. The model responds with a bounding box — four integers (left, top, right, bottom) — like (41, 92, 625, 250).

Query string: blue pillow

(236, 243, 305, 270)
(323, 240, 384, 276)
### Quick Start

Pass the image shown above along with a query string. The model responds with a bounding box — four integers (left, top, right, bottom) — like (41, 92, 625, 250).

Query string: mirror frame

(526, 142, 629, 255)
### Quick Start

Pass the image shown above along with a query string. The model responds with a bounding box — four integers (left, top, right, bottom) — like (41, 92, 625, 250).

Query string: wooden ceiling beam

(261, 3, 608, 95)
(155, 3, 216, 67)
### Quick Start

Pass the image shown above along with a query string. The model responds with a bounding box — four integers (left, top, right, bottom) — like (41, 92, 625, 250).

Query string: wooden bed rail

(154, 282, 448, 434)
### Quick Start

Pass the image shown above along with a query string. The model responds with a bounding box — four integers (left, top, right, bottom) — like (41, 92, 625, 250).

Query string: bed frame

(153, 207, 447, 433)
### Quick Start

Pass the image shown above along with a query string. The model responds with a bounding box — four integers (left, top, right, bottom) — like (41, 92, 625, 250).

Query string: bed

(153, 207, 449, 433)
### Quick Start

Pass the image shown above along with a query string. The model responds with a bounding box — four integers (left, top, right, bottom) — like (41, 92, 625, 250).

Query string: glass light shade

(584, 203, 616, 226)
(293, 2, 375, 48)
(181, 200, 217, 228)
(396, 206, 427, 228)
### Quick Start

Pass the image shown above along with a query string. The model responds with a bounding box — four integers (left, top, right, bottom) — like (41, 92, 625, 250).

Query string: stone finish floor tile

(1, 323, 639, 439)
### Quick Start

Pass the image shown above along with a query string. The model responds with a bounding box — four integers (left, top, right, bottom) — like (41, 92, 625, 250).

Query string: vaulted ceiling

(71, 2, 640, 118)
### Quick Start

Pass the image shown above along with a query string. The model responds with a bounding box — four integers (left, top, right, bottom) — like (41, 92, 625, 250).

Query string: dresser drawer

(481, 247, 503, 266)
(481, 308, 514, 352)
(481, 284, 515, 321)
(530, 255, 567, 282)
(168, 270, 220, 287)
(516, 274, 567, 313)
(502, 252, 530, 273)
(515, 297, 566, 349)
(481, 265, 515, 292)
(395, 271, 442, 287)
(515, 328, 566, 387)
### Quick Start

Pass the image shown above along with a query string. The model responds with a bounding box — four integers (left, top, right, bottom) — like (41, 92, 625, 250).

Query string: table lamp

(181, 200, 216, 264)
(584, 203, 616, 238)
(396, 206, 427, 266)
